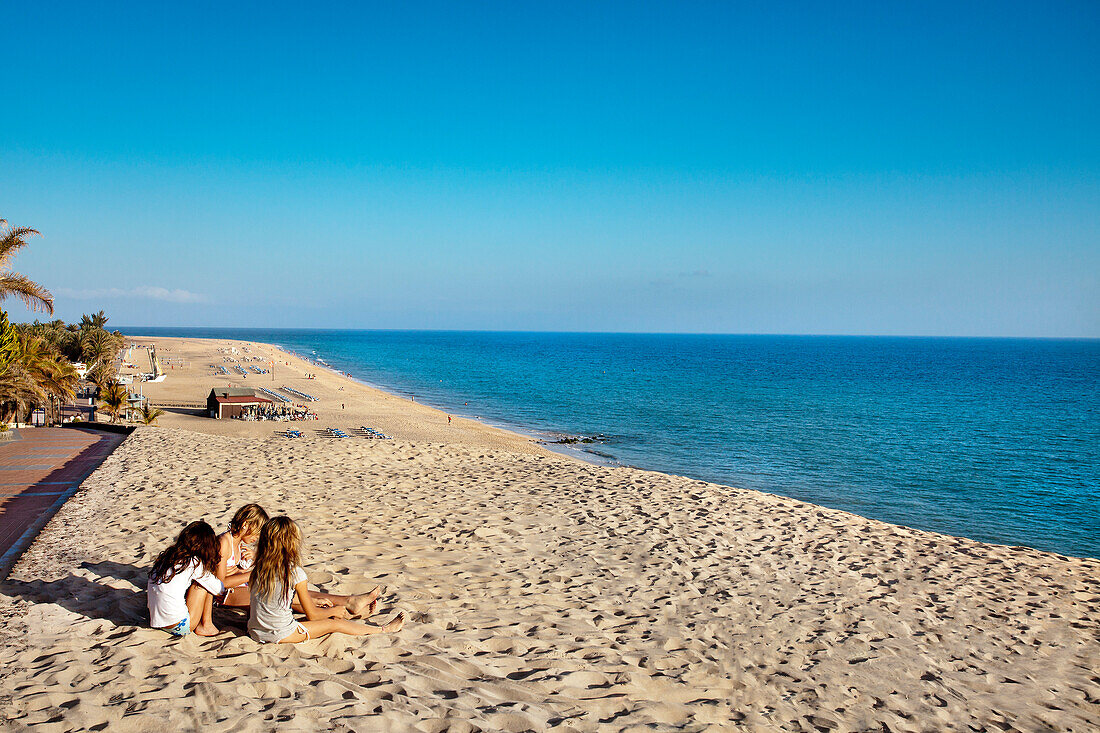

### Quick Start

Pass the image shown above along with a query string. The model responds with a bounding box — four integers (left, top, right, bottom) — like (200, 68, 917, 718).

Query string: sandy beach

(114, 336, 544, 452)
(0, 336, 1097, 732)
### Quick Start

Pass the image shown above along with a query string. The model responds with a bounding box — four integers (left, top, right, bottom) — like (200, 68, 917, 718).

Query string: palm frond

(0, 273, 53, 314)
(0, 224, 41, 270)
(139, 403, 166, 425)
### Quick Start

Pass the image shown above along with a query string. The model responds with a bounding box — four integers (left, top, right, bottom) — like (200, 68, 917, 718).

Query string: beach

(115, 336, 542, 451)
(0, 336, 1097, 732)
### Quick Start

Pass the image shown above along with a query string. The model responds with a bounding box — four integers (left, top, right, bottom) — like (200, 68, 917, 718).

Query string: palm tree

(8, 334, 79, 425)
(35, 319, 77, 358)
(106, 329, 125, 358)
(0, 218, 53, 315)
(79, 310, 108, 331)
(0, 362, 43, 424)
(98, 381, 128, 423)
(88, 362, 115, 392)
(0, 216, 55, 425)
(139, 402, 166, 426)
(37, 358, 79, 424)
(7, 334, 51, 423)
(81, 328, 115, 365)
(15, 333, 51, 372)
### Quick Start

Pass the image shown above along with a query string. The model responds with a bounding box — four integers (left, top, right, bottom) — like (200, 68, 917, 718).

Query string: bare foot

(195, 623, 220, 637)
(314, 596, 334, 609)
(348, 597, 378, 619)
(382, 612, 405, 633)
(346, 586, 382, 616)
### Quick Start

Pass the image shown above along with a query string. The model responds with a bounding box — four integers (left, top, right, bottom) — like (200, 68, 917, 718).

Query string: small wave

(583, 448, 618, 461)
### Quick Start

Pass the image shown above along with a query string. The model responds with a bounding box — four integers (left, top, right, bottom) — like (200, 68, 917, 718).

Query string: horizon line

(114, 325, 1100, 341)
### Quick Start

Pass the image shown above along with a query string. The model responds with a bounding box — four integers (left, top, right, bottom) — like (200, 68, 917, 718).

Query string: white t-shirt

(147, 559, 224, 628)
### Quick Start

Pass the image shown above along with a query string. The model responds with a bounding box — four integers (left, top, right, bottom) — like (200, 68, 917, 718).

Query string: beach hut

(206, 387, 274, 419)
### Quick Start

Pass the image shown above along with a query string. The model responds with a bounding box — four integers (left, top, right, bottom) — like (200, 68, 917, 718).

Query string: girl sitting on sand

(247, 516, 405, 643)
(147, 521, 229, 637)
(209, 504, 378, 631)
(200, 502, 267, 633)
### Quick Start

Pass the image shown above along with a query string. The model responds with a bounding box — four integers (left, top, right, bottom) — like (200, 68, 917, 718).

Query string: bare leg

(185, 583, 218, 636)
(311, 585, 381, 615)
(277, 611, 405, 643)
(202, 587, 219, 632)
(218, 583, 320, 612)
(215, 584, 378, 615)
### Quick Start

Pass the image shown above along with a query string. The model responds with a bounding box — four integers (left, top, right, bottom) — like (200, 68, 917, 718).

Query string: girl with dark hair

(147, 521, 235, 637)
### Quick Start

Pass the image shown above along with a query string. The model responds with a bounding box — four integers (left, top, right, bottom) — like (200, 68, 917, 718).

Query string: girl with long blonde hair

(206, 504, 378, 634)
(248, 516, 404, 643)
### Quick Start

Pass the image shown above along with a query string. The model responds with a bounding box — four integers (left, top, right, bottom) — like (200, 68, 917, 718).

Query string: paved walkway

(0, 427, 127, 577)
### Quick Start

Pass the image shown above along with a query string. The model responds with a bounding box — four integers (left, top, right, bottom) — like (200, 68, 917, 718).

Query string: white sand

(0, 336, 1097, 732)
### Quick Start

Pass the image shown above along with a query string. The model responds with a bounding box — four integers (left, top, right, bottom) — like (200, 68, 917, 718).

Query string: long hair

(250, 516, 302, 600)
(149, 521, 219, 584)
(228, 503, 268, 538)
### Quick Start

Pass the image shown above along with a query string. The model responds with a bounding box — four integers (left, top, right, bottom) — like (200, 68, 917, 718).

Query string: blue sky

(2, 1, 1097, 335)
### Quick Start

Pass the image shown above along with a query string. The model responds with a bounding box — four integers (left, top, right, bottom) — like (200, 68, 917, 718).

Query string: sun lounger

(258, 387, 291, 403)
(280, 386, 318, 402)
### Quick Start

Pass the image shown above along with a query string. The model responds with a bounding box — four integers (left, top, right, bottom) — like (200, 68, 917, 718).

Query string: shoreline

(115, 329, 1100, 560)
(267, 341, 1100, 560)
(131, 333, 1095, 560)
(272, 340, 621, 469)
(120, 333, 627, 470)
(115, 334, 557, 455)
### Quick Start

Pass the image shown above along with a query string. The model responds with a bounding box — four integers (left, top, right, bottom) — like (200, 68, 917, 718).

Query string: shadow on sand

(2, 559, 248, 632)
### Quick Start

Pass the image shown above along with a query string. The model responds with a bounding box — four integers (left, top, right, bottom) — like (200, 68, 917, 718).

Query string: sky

(1, 1, 1097, 336)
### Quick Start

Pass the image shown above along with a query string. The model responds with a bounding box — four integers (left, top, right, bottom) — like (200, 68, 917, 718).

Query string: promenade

(0, 427, 126, 578)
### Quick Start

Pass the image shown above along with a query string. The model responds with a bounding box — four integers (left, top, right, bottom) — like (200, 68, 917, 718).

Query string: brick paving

(0, 427, 126, 577)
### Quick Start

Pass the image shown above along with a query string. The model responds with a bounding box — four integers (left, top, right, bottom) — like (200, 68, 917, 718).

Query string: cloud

(56, 286, 211, 304)
(130, 286, 211, 303)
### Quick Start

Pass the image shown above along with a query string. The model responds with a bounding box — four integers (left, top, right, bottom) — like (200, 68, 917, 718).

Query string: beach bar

(206, 387, 273, 419)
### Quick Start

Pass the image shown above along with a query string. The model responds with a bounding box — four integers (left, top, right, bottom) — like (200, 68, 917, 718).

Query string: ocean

(124, 328, 1100, 558)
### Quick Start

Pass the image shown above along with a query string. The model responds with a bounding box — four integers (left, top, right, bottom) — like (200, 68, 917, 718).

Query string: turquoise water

(126, 328, 1100, 558)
